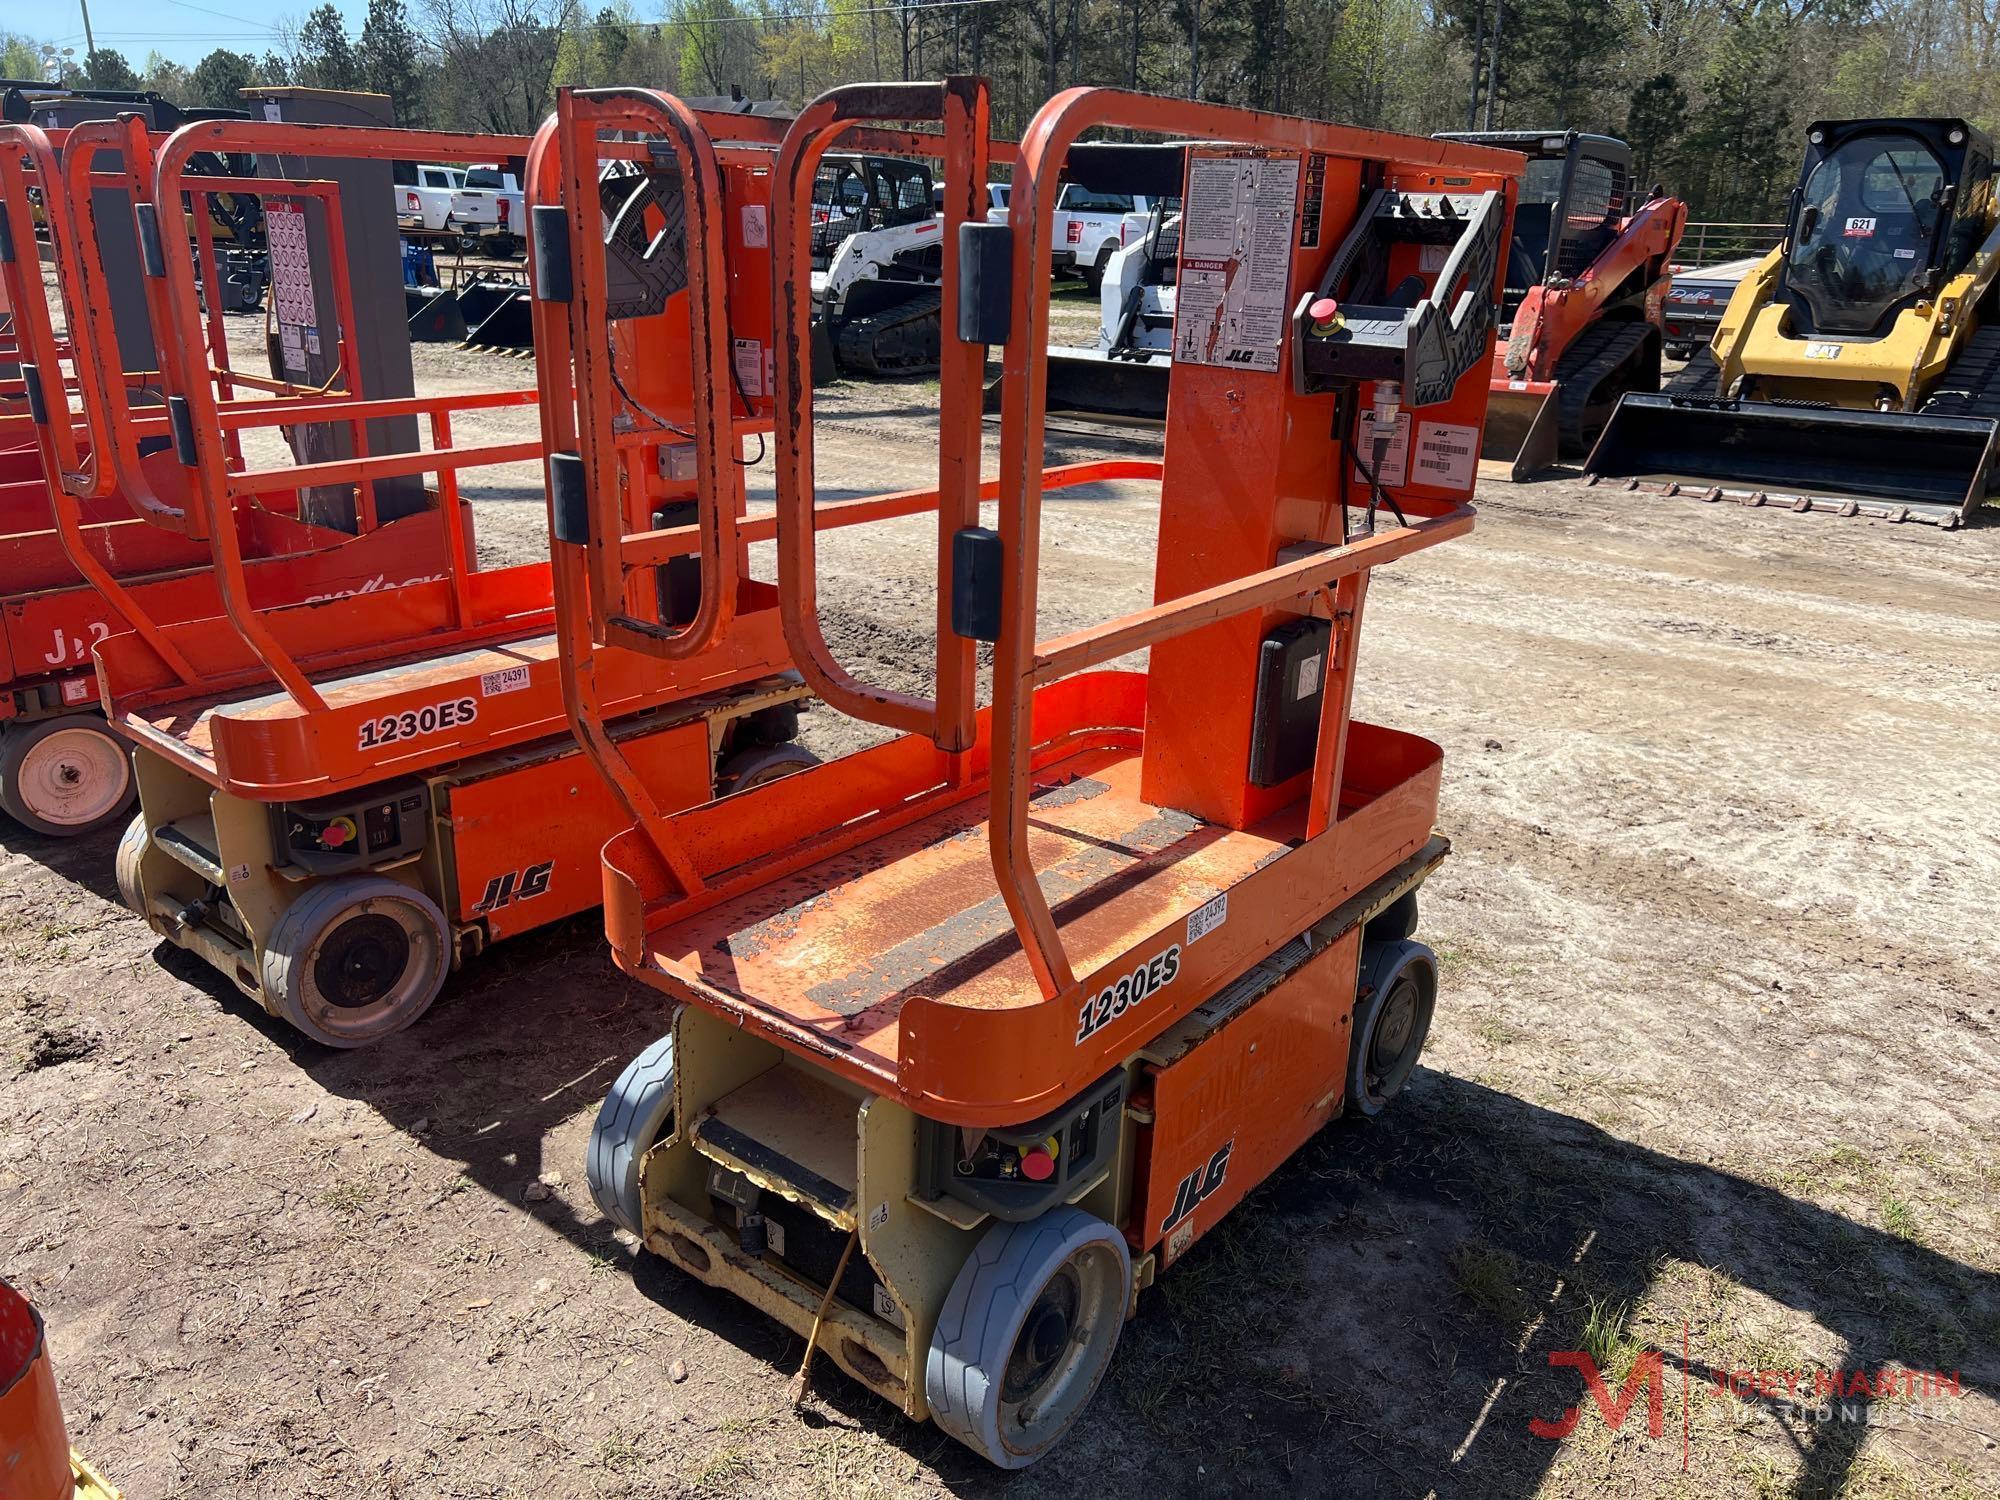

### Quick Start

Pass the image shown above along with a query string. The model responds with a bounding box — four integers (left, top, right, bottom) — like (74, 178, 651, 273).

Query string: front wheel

(0, 715, 136, 838)
(261, 876, 449, 1047)
(586, 1027, 680, 1237)
(1346, 940, 1438, 1117)
(926, 1207, 1131, 1468)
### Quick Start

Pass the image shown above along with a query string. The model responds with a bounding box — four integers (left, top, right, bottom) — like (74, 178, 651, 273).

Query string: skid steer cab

(568, 78, 1520, 1468)
(1590, 117, 2000, 527)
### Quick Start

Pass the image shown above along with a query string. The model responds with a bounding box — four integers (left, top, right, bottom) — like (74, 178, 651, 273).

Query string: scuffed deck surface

(651, 747, 1298, 1072)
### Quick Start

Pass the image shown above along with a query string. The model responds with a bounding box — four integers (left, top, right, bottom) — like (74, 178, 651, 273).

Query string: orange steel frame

(569, 78, 1520, 1128)
(0, 117, 497, 730)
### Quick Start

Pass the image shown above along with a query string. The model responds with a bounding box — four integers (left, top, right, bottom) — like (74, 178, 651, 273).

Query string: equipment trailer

(566, 80, 1518, 1466)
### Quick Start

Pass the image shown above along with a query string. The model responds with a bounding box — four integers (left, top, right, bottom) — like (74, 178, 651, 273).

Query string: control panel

(271, 783, 430, 875)
(1290, 187, 1505, 405)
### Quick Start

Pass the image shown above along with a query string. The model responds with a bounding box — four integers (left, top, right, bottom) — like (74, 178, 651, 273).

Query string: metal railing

(1674, 221, 1783, 270)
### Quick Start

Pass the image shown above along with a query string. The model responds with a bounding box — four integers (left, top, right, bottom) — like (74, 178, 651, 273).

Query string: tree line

(6, 0, 1998, 221)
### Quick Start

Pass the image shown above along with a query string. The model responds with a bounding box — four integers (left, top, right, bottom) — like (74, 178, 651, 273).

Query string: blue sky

(26, 0, 371, 68)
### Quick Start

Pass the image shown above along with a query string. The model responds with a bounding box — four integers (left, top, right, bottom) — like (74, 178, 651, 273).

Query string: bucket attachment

(455, 279, 534, 349)
(1586, 393, 1998, 527)
(406, 285, 468, 343)
(1478, 380, 1561, 482)
(994, 345, 1170, 424)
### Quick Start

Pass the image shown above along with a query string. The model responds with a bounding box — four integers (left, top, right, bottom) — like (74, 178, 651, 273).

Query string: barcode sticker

(481, 665, 531, 697)
(1414, 421, 1479, 490)
(1187, 893, 1228, 944)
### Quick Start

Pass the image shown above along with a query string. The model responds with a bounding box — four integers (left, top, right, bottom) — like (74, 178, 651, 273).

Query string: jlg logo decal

(473, 860, 552, 914)
(1161, 1139, 1234, 1235)
(1074, 944, 1180, 1044)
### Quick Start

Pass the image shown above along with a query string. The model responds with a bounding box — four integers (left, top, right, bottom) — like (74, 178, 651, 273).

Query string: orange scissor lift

(86, 111, 827, 1048)
(0, 117, 408, 838)
(564, 80, 1519, 1466)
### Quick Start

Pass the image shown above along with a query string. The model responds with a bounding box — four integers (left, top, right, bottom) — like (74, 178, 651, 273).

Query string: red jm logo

(1529, 1350, 1667, 1439)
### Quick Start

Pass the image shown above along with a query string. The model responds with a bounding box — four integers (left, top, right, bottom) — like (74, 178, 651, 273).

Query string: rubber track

(835, 287, 943, 376)
(1920, 324, 2000, 420)
(1663, 349, 1722, 398)
(1554, 320, 1657, 452)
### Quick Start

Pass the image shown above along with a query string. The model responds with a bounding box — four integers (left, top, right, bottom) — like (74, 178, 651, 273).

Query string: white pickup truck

(1053, 184, 1161, 290)
(450, 164, 527, 258)
(395, 162, 465, 236)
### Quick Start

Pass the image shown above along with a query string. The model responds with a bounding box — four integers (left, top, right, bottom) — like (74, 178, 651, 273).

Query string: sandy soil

(4, 320, 1997, 1499)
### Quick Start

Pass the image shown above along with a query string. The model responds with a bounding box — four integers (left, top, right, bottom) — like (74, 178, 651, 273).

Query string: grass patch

(598, 1434, 644, 1473)
(1879, 1193, 1921, 1243)
(1578, 1293, 1641, 1383)
(1447, 1241, 1529, 1327)
(690, 1445, 752, 1489)
(322, 1179, 374, 1214)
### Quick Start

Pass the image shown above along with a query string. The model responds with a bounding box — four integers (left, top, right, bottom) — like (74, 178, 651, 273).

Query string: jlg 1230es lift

(565, 80, 1518, 1466)
(0, 114, 430, 838)
(82, 109, 831, 1048)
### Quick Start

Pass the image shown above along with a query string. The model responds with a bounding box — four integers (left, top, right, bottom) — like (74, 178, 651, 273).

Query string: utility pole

(78, 0, 98, 69)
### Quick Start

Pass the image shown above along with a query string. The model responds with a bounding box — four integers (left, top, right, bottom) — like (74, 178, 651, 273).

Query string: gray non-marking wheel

(926, 1206, 1132, 1469)
(261, 876, 449, 1048)
(586, 1025, 680, 1237)
(114, 814, 150, 918)
(1346, 939, 1438, 1118)
(714, 741, 818, 797)
(0, 715, 136, 838)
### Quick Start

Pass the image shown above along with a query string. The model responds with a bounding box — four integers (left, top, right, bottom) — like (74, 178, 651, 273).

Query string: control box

(271, 783, 430, 875)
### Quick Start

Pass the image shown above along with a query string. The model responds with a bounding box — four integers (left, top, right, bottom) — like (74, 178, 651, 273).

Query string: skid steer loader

(1435, 129, 1687, 479)
(810, 152, 946, 377)
(1589, 117, 2000, 527)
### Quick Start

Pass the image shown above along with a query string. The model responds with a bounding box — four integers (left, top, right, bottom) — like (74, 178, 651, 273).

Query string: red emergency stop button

(1020, 1145, 1056, 1181)
(1309, 297, 1341, 334)
(321, 817, 356, 849)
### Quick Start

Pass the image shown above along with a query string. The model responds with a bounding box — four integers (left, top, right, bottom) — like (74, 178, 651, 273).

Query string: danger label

(1174, 150, 1301, 372)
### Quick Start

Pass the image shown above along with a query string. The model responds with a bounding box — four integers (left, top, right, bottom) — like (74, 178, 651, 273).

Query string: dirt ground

(4, 312, 1998, 1499)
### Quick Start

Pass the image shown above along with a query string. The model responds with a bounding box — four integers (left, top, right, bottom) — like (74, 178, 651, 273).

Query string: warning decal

(1173, 150, 1301, 372)
(266, 199, 318, 379)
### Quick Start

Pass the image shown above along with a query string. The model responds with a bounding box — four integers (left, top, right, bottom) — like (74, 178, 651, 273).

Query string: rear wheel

(715, 741, 818, 797)
(926, 1207, 1131, 1468)
(1081, 244, 1114, 295)
(261, 876, 449, 1047)
(1346, 940, 1437, 1117)
(0, 715, 135, 838)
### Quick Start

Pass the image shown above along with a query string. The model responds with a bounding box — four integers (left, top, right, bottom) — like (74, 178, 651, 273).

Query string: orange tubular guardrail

(547, 90, 740, 663)
(0, 122, 207, 688)
(135, 119, 543, 711)
(769, 83, 1493, 1001)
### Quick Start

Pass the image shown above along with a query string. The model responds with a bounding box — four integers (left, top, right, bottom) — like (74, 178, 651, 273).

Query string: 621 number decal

(1074, 944, 1180, 1045)
(358, 696, 478, 751)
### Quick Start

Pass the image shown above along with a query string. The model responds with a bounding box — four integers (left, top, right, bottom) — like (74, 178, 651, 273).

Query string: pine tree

(191, 48, 255, 109)
(359, 0, 430, 121)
